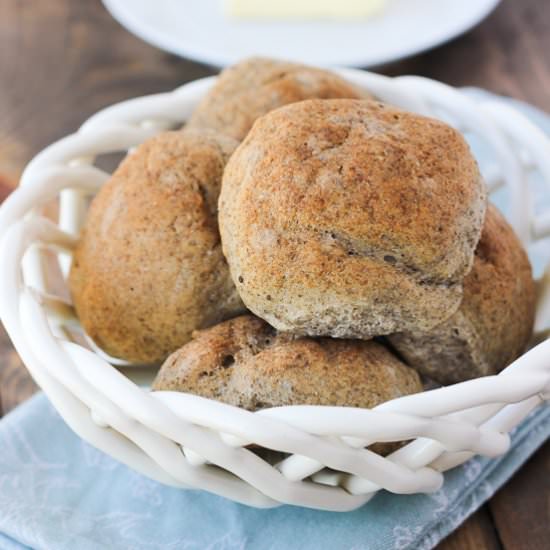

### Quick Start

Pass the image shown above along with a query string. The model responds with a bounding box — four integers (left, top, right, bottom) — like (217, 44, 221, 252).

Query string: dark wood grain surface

(0, 1, 548, 548)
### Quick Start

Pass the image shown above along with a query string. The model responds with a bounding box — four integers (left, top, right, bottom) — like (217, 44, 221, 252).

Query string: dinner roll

(70, 130, 244, 364)
(185, 57, 369, 141)
(388, 205, 536, 384)
(219, 99, 487, 339)
(152, 315, 422, 410)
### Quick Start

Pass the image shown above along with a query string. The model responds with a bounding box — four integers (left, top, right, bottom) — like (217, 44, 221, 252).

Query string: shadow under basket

(0, 69, 549, 511)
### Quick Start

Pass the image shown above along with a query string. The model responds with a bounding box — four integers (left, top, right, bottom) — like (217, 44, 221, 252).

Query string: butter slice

(224, 0, 387, 20)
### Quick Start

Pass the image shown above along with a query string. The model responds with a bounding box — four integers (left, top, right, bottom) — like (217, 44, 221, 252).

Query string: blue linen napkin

(0, 393, 548, 550)
(1, 90, 549, 550)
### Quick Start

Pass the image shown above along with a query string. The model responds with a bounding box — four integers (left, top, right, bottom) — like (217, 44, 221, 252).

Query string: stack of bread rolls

(70, 58, 536, 417)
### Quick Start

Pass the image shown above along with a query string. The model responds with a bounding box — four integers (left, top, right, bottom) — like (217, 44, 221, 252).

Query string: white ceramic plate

(102, 0, 500, 68)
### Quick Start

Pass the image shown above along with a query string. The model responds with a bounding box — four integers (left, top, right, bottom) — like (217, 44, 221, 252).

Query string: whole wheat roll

(185, 57, 370, 141)
(388, 204, 536, 384)
(70, 129, 244, 364)
(219, 99, 487, 339)
(152, 315, 422, 411)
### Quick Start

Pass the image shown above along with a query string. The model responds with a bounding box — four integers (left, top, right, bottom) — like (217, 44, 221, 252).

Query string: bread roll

(153, 315, 422, 411)
(388, 205, 536, 384)
(185, 57, 368, 141)
(219, 99, 487, 339)
(70, 130, 244, 364)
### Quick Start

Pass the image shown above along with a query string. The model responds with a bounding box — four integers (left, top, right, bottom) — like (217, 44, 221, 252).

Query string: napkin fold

(1, 90, 549, 550)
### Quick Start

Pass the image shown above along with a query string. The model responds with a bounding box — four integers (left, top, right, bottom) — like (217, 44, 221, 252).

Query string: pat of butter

(224, 0, 387, 20)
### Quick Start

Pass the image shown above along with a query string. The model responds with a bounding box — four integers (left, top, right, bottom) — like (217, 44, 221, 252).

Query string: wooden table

(0, 1, 548, 547)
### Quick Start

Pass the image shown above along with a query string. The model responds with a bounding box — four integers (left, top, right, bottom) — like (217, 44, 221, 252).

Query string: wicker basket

(0, 69, 549, 512)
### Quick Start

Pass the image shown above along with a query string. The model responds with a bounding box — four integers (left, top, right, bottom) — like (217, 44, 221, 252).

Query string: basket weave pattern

(0, 69, 549, 511)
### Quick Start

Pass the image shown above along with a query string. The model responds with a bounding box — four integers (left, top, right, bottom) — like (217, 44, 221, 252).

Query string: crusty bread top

(153, 315, 422, 410)
(219, 99, 487, 336)
(221, 98, 486, 280)
(153, 315, 281, 397)
(70, 129, 243, 364)
(185, 57, 369, 141)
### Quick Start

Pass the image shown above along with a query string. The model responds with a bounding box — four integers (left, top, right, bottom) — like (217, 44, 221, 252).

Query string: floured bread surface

(185, 57, 369, 141)
(388, 205, 536, 384)
(153, 315, 422, 410)
(70, 130, 244, 364)
(219, 99, 487, 339)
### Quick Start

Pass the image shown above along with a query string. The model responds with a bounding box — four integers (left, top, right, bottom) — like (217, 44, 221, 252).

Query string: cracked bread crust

(185, 57, 369, 141)
(219, 99, 487, 339)
(70, 130, 245, 364)
(388, 205, 536, 384)
(152, 315, 422, 411)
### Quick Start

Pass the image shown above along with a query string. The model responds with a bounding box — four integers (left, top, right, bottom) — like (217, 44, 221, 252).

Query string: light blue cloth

(0, 393, 548, 550)
(0, 91, 549, 550)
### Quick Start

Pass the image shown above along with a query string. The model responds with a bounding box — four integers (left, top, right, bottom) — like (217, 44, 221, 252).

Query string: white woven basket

(0, 69, 549, 512)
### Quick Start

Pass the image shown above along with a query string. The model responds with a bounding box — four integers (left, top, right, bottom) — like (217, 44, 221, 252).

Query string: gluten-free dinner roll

(70, 130, 244, 364)
(153, 315, 422, 410)
(388, 205, 536, 384)
(185, 57, 369, 141)
(219, 99, 487, 339)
